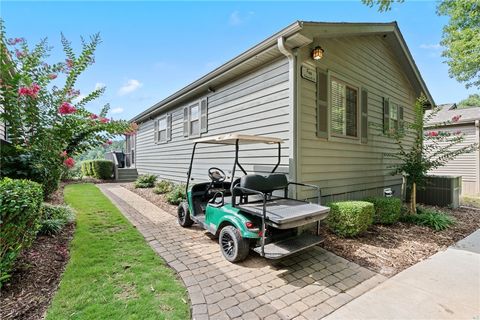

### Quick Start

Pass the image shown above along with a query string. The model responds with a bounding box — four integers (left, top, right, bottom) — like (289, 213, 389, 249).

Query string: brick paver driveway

(99, 184, 386, 320)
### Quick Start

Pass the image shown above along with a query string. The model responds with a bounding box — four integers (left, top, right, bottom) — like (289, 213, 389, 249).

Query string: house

(425, 104, 480, 196)
(128, 21, 434, 202)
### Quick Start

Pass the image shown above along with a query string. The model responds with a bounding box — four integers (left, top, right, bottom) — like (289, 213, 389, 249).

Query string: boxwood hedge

(326, 201, 374, 237)
(81, 160, 113, 180)
(0, 178, 43, 286)
(364, 196, 402, 224)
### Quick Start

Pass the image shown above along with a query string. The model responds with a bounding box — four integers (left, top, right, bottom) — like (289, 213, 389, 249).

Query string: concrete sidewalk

(325, 229, 480, 320)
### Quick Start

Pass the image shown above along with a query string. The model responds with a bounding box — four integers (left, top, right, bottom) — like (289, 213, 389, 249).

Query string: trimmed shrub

(153, 180, 174, 194)
(38, 203, 75, 235)
(166, 184, 186, 205)
(327, 201, 374, 237)
(0, 178, 43, 286)
(364, 196, 402, 224)
(91, 160, 114, 180)
(401, 206, 455, 231)
(81, 160, 91, 176)
(135, 174, 157, 188)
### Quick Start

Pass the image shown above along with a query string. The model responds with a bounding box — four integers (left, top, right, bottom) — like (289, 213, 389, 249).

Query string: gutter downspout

(277, 37, 298, 196)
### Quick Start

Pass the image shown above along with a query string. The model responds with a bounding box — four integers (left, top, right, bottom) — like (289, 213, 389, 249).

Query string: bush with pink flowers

(0, 22, 137, 198)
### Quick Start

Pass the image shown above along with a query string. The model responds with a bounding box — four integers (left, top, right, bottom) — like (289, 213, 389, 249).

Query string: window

(158, 117, 167, 142)
(330, 78, 358, 138)
(389, 103, 399, 130)
(190, 104, 199, 136)
(183, 98, 208, 138)
(154, 114, 171, 144)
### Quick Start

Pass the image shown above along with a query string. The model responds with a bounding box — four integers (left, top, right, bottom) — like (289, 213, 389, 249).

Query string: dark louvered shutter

(154, 119, 159, 143)
(317, 69, 328, 138)
(200, 98, 208, 133)
(183, 107, 189, 137)
(166, 113, 172, 141)
(361, 88, 368, 144)
(383, 97, 390, 134)
(398, 106, 404, 133)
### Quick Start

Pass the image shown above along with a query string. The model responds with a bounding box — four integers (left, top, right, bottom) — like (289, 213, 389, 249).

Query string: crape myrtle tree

(384, 96, 478, 213)
(0, 22, 137, 197)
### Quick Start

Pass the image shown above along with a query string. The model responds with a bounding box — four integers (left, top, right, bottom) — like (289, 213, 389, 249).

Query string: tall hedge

(81, 160, 113, 180)
(0, 178, 43, 286)
(91, 160, 113, 180)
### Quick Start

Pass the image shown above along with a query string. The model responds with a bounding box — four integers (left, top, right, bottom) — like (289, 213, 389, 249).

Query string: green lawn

(46, 183, 190, 320)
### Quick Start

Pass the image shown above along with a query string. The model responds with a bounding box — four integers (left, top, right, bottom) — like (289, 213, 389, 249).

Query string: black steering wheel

(208, 167, 226, 182)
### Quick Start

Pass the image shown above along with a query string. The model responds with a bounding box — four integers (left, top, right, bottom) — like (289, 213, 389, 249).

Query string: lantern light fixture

(312, 46, 325, 60)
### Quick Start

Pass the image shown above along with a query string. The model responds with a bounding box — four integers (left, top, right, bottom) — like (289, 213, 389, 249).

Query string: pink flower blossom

(48, 73, 57, 80)
(427, 131, 439, 137)
(66, 59, 74, 68)
(89, 113, 98, 120)
(17, 83, 41, 98)
(99, 117, 110, 123)
(67, 89, 80, 97)
(106, 139, 113, 145)
(451, 115, 462, 123)
(63, 157, 75, 168)
(58, 102, 77, 115)
(15, 49, 26, 59)
(60, 150, 68, 158)
(7, 38, 24, 45)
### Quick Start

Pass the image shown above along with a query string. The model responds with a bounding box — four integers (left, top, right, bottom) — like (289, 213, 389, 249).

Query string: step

(253, 233, 324, 259)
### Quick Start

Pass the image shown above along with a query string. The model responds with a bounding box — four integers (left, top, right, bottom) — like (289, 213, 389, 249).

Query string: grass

(46, 184, 189, 320)
(461, 195, 480, 208)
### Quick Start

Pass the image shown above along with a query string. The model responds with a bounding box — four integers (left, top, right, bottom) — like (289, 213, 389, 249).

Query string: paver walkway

(99, 184, 386, 320)
(325, 229, 480, 320)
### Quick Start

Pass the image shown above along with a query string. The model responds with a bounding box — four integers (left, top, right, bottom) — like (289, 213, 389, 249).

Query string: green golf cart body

(177, 133, 330, 262)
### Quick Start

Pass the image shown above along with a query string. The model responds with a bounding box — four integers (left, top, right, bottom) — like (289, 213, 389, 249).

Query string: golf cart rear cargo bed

(237, 198, 329, 229)
(253, 233, 324, 259)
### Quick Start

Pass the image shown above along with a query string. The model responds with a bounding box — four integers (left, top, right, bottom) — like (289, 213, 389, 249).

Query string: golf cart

(177, 133, 330, 262)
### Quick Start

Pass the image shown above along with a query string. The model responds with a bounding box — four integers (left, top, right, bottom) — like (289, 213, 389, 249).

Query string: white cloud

(420, 43, 442, 50)
(229, 11, 254, 26)
(95, 82, 105, 91)
(118, 79, 143, 96)
(72, 94, 86, 104)
(111, 107, 124, 114)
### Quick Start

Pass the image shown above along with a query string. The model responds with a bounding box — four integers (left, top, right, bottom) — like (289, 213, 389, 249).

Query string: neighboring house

(425, 104, 480, 196)
(129, 21, 434, 202)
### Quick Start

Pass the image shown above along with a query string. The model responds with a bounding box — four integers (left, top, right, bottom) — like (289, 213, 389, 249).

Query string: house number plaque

(301, 66, 316, 83)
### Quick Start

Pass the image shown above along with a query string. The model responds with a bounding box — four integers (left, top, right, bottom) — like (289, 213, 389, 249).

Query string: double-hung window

(189, 103, 200, 137)
(330, 78, 358, 138)
(183, 97, 208, 138)
(154, 114, 171, 144)
(158, 116, 167, 142)
(389, 103, 399, 130)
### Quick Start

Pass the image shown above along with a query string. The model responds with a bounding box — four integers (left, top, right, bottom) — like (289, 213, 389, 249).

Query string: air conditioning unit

(416, 175, 462, 208)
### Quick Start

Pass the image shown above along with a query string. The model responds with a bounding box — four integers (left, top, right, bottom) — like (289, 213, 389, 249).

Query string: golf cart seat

(234, 174, 330, 229)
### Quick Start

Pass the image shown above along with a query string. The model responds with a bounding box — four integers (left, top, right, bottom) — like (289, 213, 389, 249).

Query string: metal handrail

(287, 182, 322, 205)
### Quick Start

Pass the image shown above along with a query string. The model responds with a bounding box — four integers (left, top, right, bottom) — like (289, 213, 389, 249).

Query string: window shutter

(183, 107, 189, 137)
(317, 69, 328, 138)
(166, 113, 172, 141)
(154, 119, 159, 143)
(361, 88, 368, 144)
(200, 98, 208, 133)
(383, 97, 390, 134)
(398, 106, 404, 133)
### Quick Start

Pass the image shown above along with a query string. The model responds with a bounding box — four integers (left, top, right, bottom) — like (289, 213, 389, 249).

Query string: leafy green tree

(458, 93, 480, 108)
(362, 0, 480, 89)
(384, 96, 478, 213)
(0, 22, 136, 197)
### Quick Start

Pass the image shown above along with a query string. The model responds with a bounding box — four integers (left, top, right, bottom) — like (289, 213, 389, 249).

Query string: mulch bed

(320, 206, 480, 277)
(123, 183, 480, 278)
(0, 184, 75, 320)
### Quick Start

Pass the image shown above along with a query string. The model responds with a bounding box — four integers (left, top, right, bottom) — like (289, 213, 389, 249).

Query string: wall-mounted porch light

(312, 46, 324, 60)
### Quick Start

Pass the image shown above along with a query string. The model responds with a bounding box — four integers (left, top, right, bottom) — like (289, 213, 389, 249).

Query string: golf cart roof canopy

(194, 133, 283, 145)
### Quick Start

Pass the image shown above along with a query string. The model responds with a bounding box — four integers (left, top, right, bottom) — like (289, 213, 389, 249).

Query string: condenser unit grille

(416, 175, 462, 208)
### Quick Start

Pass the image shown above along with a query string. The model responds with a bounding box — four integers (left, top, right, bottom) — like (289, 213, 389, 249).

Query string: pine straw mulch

(0, 184, 75, 320)
(121, 183, 480, 278)
(319, 206, 480, 277)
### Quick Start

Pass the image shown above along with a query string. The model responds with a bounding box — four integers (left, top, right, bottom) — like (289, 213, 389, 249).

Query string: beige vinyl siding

(298, 35, 416, 200)
(135, 57, 291, 183)
(427, 123, 480, 195)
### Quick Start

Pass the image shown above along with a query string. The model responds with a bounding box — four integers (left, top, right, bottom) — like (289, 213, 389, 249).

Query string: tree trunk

(411, 182, 417, 214)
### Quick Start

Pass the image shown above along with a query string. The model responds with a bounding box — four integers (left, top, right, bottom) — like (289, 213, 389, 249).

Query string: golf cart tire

(219, 225, 250, 263)
(177, 202, 194, 227)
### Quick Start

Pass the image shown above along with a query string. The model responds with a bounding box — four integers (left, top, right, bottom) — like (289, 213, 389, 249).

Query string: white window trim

(158, 115, 168, 143)
(328, 72, 361, 141)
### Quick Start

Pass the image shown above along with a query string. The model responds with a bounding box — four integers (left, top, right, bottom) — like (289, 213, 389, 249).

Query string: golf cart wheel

(219, 226, 249, 263)
(177, 202, 194, 227)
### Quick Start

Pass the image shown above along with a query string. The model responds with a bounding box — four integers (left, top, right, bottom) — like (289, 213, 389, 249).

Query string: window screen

(331, 78, 358, 137)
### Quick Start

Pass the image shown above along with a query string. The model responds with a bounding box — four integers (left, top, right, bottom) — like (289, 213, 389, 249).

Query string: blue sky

(3, 1, 477, 120)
